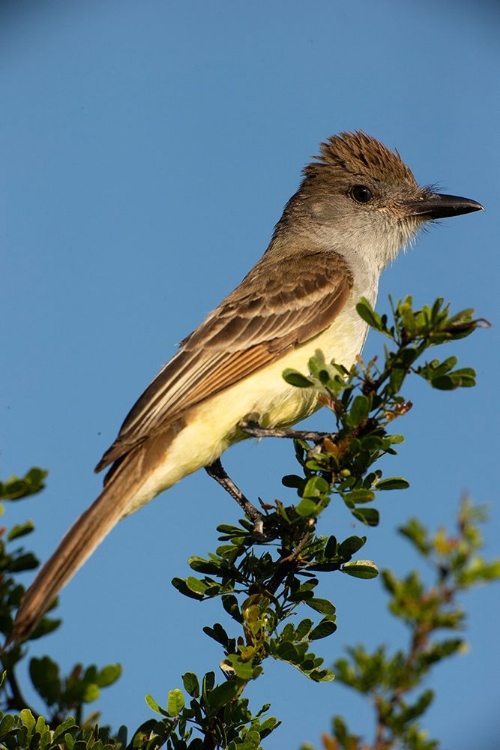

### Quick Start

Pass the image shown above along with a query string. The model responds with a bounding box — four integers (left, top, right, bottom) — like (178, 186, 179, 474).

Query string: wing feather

(96, 250, 353, 471)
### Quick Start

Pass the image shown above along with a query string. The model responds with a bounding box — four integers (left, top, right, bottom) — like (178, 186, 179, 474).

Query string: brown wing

(96, 250, 353, 471)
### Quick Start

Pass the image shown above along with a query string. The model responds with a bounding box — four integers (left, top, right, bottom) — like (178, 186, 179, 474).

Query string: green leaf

(389, 434, 405, 444)
(305, 598, 336, 615)
(356, 298, 384, 331)
(309, 619, 337, 640)
(348, 395, 371, 426)
(333, 716, 349, 743)
(338, 536, 366, 558)
(227, 654, 260, 680)
(167, 688, 185, 716)
(324, 535, 338, 558)
(186, 576, 211, 595)
(29, 614, 61, 640)
(51, 717, 76, 742)
(432, 638, 464, 658)
(259, 716, 281, 738)
(430, 375, 455, 390)
(404, 689, 434, 721)
(398, 518, 430, 554)
(281, 474, 304, 489)
(172, 578, 204, 601)
(131, 720, 163, 747)
(145, 693, 168, 716)
(96, 663, 122, 687)
(8, 552, 39, 572)
(82, 682, 100, 703)
(389, 363, 409, 393)
(308, 668, 336, 683)
(0, 715, 16, 735)
(189, 556, 221, 574)
(352, 507, 380, 526)
(203, 623, 230, 647)
(307, 350, 325, 375)
(342, 560, 379, 579)
(376, 477, 410, 491)
(29, 655, 61, 706)
(399, 300, 416, 335)
(295, 618, 314, 639)
(20, 708, 36, 731)
(222, 594, 243, 623)
(0, 468, 47, 501)
(202, 671, 216, 694)
(182, 672, 200, 698)
(432, 368, 476, 390)
(344, 489, 376, 504)
(276, 641, 300, 663)
(303, 475, 330, 498)
(282, 369, 315, 388)
(7, 520, 35, 541)
(206, 680, 241, 712)
(381, 569, 398, 594)
(295, 498, 321, 517)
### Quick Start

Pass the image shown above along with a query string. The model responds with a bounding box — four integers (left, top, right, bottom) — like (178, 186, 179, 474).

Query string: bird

(10, 131, 483, 644)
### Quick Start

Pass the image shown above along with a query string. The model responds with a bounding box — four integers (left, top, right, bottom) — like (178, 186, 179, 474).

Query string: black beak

(406, 192, 484, 219)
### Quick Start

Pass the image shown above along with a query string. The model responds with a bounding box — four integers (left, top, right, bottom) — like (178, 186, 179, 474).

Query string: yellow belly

(129, 304, 368, 512)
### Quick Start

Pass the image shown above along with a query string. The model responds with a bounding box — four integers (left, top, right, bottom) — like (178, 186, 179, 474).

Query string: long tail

(8, 452, 152, 645)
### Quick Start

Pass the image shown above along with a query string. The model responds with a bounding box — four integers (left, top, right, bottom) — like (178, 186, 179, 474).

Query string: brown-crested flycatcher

(10, 131, 483, 643)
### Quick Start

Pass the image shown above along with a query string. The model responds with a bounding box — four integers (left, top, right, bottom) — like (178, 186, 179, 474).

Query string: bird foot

(239, 419, 331, 444)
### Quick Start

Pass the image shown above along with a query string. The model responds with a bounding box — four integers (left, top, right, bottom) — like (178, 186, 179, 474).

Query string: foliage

(0, 468, 123, 746)
(0, 296, 496, 749)
(303, 500, 500, 750)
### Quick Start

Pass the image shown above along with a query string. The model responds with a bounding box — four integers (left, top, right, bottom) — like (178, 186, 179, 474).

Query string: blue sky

(1, 2, 499, 747)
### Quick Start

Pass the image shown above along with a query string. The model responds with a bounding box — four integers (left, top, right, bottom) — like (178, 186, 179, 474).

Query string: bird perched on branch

(9, 131, 483, 644)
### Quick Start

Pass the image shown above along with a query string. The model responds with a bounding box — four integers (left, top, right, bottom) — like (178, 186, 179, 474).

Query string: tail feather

(8, 454, 147, 645)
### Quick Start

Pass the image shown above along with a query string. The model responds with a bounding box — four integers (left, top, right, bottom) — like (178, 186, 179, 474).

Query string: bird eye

(350, 185, 373, 204)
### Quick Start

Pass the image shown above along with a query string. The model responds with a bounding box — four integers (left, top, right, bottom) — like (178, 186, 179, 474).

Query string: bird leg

(206, 420, 333, 536)
(205, 458, 264, 535)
